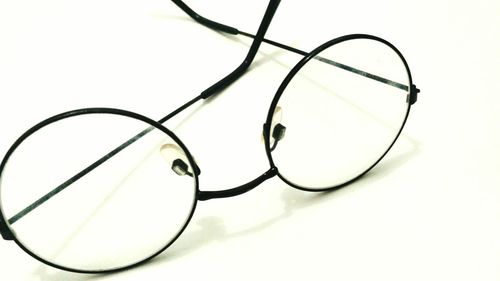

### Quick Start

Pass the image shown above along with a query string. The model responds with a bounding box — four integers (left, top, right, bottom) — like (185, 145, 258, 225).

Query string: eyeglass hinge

(0, 217, 14, 240)
(408, 84, 420, 105)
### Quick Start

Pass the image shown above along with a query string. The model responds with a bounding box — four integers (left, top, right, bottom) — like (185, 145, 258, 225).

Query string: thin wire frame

(0, 0, 420, 274)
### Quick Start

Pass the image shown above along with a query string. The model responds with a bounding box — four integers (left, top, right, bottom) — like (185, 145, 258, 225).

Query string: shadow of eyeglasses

(33, 129, 419, 280)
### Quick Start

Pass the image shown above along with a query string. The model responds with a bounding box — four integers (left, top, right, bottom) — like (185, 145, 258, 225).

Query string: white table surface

(0, 0, 499, 280)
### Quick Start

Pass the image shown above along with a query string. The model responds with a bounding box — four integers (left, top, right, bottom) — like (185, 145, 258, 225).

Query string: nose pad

(160, 143, 200, 177)
(272, 123, 286, 141)
(263, 106, 286, 152)
(270, 123, 286, 152)
(171, 158, 193, 177)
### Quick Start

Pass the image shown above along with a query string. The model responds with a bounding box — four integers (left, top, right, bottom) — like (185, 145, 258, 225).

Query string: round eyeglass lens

(268, 37, 411, 190)
(0, 110, 197, 272)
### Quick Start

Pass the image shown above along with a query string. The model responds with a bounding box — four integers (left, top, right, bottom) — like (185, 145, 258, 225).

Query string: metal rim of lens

(0, 108, 200, 273)
(264, 33, 414, 192)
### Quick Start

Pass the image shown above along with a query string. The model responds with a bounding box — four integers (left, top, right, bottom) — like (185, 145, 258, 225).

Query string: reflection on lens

(268, 37, 411, 190)
(0, 110, 197, 272)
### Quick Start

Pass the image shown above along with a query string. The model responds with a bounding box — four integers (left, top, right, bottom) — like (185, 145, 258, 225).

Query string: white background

(0, 0, 499, 280)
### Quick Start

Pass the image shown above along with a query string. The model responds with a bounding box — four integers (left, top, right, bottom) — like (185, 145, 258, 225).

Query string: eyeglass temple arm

(193, 0, 282, 99)
(172, 0, 283, 99)
(171, 0, 419, 103)
(198, 167, 277, 201)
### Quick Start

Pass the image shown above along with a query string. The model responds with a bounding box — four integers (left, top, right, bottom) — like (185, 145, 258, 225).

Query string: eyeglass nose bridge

(197, 167, 277, 201)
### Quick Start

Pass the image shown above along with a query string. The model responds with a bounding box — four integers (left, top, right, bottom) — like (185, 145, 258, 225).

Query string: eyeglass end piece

(0, 217, 14, 240)
(409, 84, 419, 105)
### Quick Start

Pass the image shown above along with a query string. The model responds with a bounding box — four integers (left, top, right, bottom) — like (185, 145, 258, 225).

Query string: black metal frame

(0, 0, 420, 274)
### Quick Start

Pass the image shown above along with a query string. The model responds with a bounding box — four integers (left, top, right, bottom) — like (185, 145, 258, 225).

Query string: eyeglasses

(0, 0, 419, 274)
